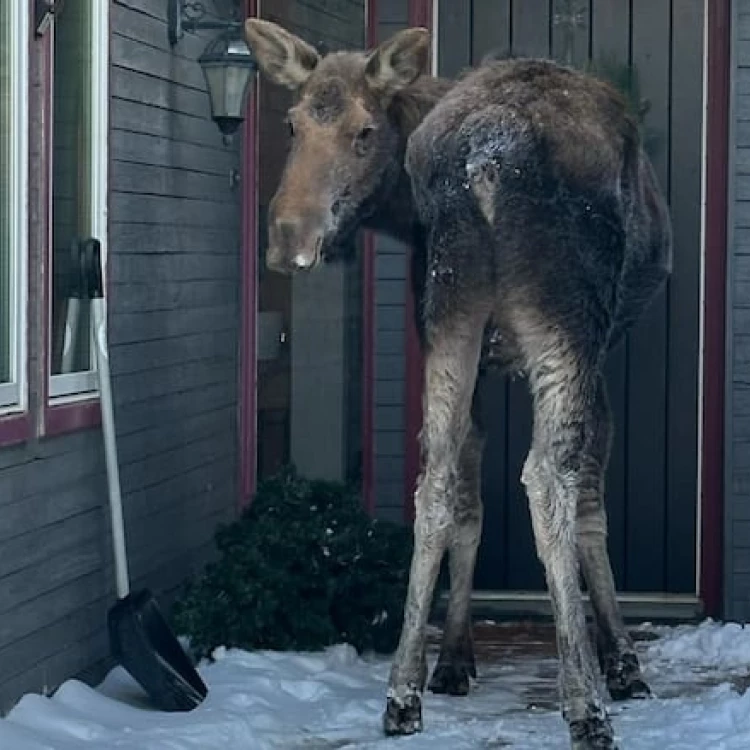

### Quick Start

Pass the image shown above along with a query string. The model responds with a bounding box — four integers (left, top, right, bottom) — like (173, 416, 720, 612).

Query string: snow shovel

(80, 237, 209, 712)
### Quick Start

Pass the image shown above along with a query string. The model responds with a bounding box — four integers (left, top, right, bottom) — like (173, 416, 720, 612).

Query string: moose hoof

(383, 693, 423, 736)
(428, 663, 472, 696)
(569, 714, 617, 750)
(605, 653, 652, 702)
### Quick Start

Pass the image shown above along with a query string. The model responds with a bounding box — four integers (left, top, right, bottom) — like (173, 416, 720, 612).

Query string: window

(49, 0, 108, 400)
(0, 0, 29, 414)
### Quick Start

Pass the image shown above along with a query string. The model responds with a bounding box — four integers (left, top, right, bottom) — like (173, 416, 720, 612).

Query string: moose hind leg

(429, 414, 484, 696)
(578, 377, 651, 702)
(523, 356, 616, 749)
(384, 314, 486, 736)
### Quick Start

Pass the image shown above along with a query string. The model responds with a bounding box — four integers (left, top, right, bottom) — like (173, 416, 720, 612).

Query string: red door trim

(700, 0, 731, 617)
(239, 0, 259, 508)
(403, 0, 433, 522)
(362, 0, 379, 515)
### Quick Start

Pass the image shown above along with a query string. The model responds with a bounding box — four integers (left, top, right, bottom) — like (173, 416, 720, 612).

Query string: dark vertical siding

(624, 0, 670, 592)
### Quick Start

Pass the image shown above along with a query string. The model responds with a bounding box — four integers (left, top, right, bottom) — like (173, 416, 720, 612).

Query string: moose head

(245, 18, 431, 273)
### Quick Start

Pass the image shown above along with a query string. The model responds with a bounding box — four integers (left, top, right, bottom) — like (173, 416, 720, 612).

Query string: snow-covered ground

(2, 619, 750, 749)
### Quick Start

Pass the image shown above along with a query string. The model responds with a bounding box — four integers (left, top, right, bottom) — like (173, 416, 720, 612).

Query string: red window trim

(0, 413, 32, 449)
(38, 8, 106, 439)
(1, 7, 106, 449)
(403, 0, 433, 523)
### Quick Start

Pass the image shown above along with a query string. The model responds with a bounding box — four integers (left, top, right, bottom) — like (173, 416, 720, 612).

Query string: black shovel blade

(107, 588, 208, 712)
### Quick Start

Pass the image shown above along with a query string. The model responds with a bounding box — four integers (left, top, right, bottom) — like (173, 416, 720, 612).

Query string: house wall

(726, 0, 750, 621)
(0, 0, 242, 712)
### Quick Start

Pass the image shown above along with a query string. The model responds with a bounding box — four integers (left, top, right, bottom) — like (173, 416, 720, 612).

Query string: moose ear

(244, 18, 320, 90)
(365, 27, 431, 97)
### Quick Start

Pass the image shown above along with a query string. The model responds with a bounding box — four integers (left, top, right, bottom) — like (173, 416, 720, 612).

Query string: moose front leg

(384, 316, 485, 736)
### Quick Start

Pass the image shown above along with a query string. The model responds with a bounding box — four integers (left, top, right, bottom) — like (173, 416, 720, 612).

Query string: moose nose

(267, 218, 323, 273)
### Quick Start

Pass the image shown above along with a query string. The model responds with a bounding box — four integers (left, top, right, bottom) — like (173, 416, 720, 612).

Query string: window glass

(0, 0, 26, 409)
(0, 2, 10, 386)
(50, 1, 96, 387)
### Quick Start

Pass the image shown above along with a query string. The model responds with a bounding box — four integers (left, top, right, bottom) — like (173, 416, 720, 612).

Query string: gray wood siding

(728, 0, 750, 620)
(373, 0, 409, 522)
(0, 0, 241, 712)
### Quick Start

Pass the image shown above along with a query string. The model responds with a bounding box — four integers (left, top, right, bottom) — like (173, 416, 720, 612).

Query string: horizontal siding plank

(374, 480, 406, 508)
(374, 406, 403, 432)
(374, 380, 404, 406)
(111, 161, 234, 201)
(375, 431, 405, 457)
(0, 571, 106, 653)
(1, 510, 104, 581)
(110, 279, 238, 313)
(0, 443, 104, 513)
(110, 193, 238, 229)
(375, 455, 405, 484)
(0, 595, 108, 686)
(113, 358, 234, 405)
(376, 330, 404, 356)
(116, 404, 234, 467)
(110, 96, 226, 148)
(376, 354, 406, 381)
(114, 382, 235, 436)
(109, 305, 236, 345)
(111, 34, 206, 91)
(0, 538, 104, 616)
(111, 2, 207, 58)
(110, 221, 240, 254)
(109, 130, 235, 177)
(122, 454, 234, 524)
(111, 66, 210, 121)
(376, 307, 406, 331)
(109, 329, 235, 375)
(0, 632, 110, 714)
(119, 429, 234, 492)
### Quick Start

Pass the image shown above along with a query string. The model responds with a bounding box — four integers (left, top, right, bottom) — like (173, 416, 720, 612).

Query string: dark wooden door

(436, 0, 704, 594)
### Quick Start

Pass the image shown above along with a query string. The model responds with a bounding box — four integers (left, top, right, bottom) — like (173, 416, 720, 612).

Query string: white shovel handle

(92, 296, 130, 599)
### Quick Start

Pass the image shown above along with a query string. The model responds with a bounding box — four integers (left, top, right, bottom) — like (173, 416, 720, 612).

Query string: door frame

(406, 0, 729, 617)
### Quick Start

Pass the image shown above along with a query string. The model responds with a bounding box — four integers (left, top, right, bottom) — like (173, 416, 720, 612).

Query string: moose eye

(354, 125, 376, 156)
(286, 118, 295, 138)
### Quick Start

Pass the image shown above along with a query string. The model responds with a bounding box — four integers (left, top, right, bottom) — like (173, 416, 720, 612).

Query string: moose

(244, 18, 671, 750)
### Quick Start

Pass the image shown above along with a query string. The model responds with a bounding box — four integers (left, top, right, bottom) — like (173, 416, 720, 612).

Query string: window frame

(44, 0, 109, 432)
(0, 0, 30, 434)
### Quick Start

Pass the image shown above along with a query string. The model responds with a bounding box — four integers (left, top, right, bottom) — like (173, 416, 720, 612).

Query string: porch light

(167, 0, 258, 138)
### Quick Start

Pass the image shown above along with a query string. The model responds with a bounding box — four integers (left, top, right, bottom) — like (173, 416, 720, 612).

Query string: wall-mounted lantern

(168, 0, 257, 138)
